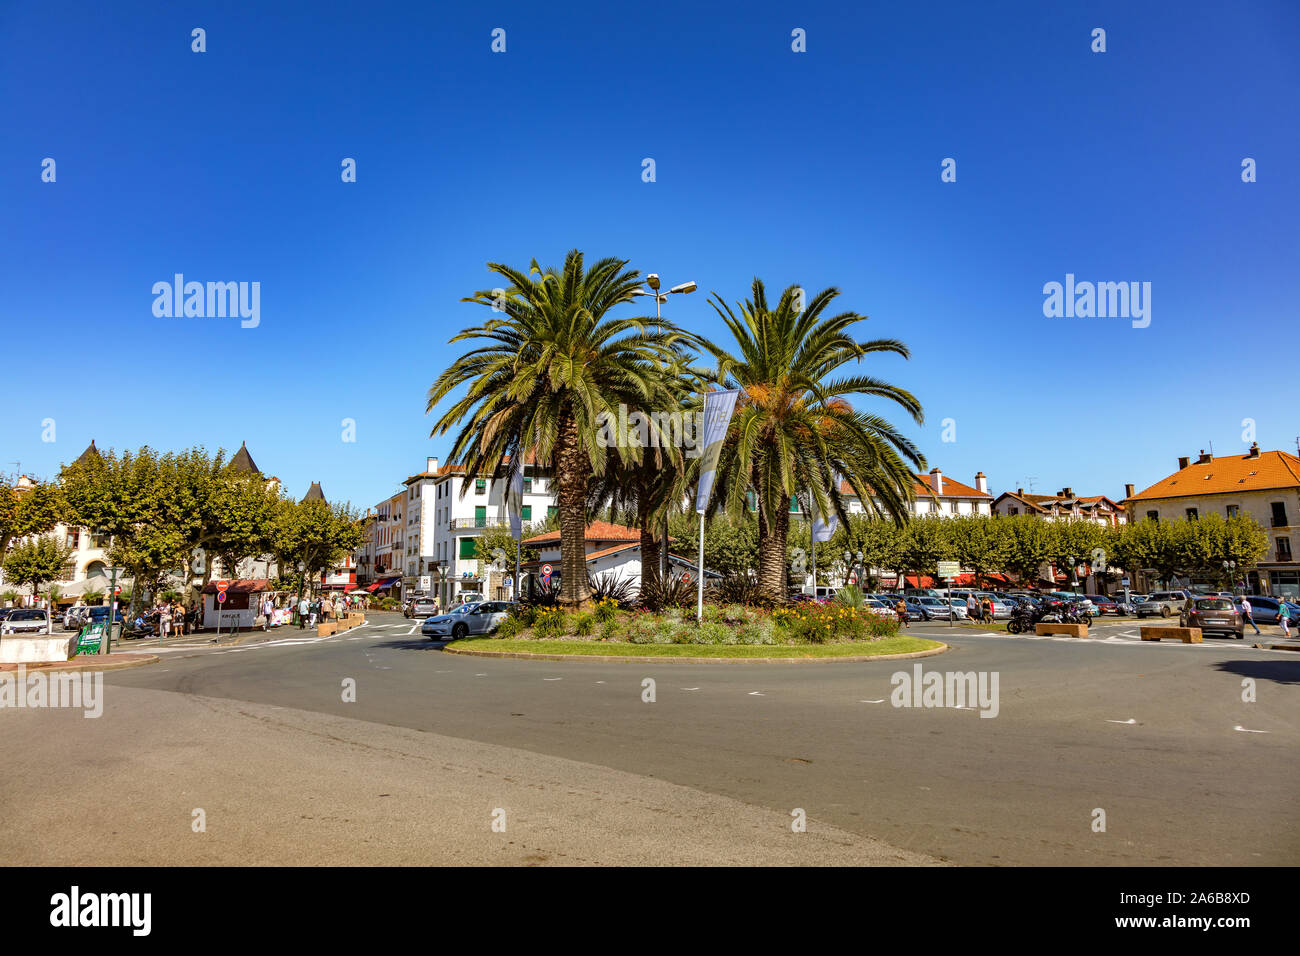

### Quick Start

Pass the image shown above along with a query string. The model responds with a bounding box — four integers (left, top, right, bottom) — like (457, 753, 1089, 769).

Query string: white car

(1, 608, 52, 635)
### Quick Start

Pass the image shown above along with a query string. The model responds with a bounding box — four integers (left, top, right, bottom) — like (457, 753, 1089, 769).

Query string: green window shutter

(547, 506, 557, 519)
(521, 505, 532, 520)
(475, 479, 486, 494)
(790, 495, 799, 513)
(745, 491, 756, 512)
(474, 505, 486, 527)
(459, 537, 478, 560)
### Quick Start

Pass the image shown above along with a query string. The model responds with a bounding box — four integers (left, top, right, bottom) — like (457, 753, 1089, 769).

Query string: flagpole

(810, 495, 816, 597)
(696, 513, 705, 621)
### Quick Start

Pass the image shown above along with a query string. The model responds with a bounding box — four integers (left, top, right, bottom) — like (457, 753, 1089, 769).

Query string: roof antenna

(1022, 476, 1038, 494)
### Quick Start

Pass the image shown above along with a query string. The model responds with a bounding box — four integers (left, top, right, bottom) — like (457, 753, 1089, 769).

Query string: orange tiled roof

(523, 521, 643, 546)
(1128, 450, 1300, 501)
(839, 473, 991, 500)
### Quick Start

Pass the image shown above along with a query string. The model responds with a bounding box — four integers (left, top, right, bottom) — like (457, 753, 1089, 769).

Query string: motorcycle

(1007, 603, 1048, 634)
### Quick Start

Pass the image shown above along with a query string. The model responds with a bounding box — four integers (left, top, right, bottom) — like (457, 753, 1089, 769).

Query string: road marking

(1106, 718, 1137, 724)
(748, 691, 765, 696)
(1234, 725, 1269, 734)
(859, 699, 885, 704)
(682, 687, 700, 691)
(543, 677, 562, 681)
(595, 680, 606, 684)
(475, 673, 487, 677)
(406, 625, 418, 635)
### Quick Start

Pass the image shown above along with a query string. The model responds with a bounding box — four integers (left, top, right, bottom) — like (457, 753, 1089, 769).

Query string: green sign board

(73, 622, 105, 657)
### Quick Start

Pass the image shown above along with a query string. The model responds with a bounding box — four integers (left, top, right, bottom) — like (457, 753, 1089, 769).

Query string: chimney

(1062, 487, 1073, 498)
(1178, 456, 1190, 470)
(1017, 487, 1024, 496)
(1197, 449, 1212, 464)
(974, 472, 988, 494)
(1124, 483, 1135, 499)
(930, 467, 943, 495)
(1248, 442, 1260, 459)
(427, 456, 439, 473)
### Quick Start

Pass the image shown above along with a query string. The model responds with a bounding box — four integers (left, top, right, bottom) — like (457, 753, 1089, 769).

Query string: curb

(1253, 642, 1300, 652)
(441, 642, 950, 664)
(0, 653, 160, 673)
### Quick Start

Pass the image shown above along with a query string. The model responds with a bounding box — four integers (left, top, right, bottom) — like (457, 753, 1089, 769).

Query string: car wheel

(452, 623, 468, 640)
(1160, 606, 1171, 618)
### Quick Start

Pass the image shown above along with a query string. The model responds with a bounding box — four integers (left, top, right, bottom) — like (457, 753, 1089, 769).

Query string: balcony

(449, 517, 511, 531)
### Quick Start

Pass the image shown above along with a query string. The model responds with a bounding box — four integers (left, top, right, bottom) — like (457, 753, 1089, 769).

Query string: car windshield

(918, 598, 943, 606)
(1196, 599, 1233, 610)
(451, 603, 479, 615)
(9, 609, 46, 621)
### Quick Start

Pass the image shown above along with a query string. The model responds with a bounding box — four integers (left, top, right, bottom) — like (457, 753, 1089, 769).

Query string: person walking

(308, 597, 319, 628)
(894, 596, 910, 628)
(966, 593, 980, 623)
(1240, 596, 1261, 636)
(1280, 606, 1292, 640)
(298, 595, 310, 629)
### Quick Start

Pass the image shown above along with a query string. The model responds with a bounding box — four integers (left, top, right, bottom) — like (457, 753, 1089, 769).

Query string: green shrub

(737, 619, 776, 645)
(693, 621, 731, 645)
(534, 608, 569, 638)
(510, 604, 537, 626)
(495, 616, 525, 639)
(593, 598, 620, 623)
(574, 613, 595, 637)
(865, 614, 901, 639)
(599, 616, 622, 642)
(626, 614, 665, 644)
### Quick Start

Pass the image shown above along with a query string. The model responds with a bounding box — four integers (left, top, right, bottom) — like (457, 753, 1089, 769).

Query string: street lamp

(1223, 560, 1237, 593)
(631, 272, 697, 581)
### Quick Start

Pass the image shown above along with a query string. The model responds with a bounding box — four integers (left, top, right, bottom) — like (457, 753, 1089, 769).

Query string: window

(1010, 507, 1019, 515)
(1226, 504, 1239, 518)
(459, 538, 478, 560)
(546, 505, 557, 519)
(745, 491, 757, 512)
(949, 501, 958, 513)
(1277, 538, 1292, 562)
(523, 478, 532, 494)
(1185, 508, 1198, 521)
(1146, 511, 1159, 522)
(521, 505, 532, 520)
(1271, 502, 1288, 528)
(790, 495, 800, 513)
(475, 479, 487, 495)
(474, 506, 486, 528)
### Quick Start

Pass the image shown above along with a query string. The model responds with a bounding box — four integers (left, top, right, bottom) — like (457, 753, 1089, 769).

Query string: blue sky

(2, 0, 1297, 509)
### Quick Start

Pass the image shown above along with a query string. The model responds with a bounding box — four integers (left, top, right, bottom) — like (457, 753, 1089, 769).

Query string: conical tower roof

(72, 440, 100, 467)
(301, 481, 325, 503)
(228, 441, 261, 475)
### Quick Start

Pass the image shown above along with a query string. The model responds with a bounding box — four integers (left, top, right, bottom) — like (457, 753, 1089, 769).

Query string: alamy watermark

(595, 404, 703, 457)
(1042, 274, 1150, 328)
(0, 665, 103, 717)
(152, 274, 260, 328)
(890, 664, 999, 718)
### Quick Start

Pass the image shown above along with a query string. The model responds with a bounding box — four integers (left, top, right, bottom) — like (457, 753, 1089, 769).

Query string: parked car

(1237, 595, 1298, 626)
(911, 596, 958, 621)
(1135, 590, 1189, 618)
(83, 606, 124, 628)
(1180, 597, 1244, 639)
(404, 597, 440, 619)
(938, 598, 969, 620)
(0, 608, 52, 636)
(452, 592, 485, 607)
(62, 604, 92, 631)
(1083, 594, 1122, 616)
(863, 599, 897, 618)
(422, 601, 514, 640)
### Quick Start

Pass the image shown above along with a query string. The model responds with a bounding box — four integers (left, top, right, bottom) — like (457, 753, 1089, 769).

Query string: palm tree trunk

(757, 501, 789, 601)
(637, 477, 660, 591)
(556, 412, 592, 610)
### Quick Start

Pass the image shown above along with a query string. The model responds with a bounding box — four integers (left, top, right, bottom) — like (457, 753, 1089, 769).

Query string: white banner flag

(507, 460, 524, 538)
(695, 389, 741, 514)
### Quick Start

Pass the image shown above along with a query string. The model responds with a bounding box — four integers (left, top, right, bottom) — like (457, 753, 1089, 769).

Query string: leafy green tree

(695, 279, 925, 599)
(899, 517, 954, 582)
(1, 534, 74, 601)
(945, 515, 1013, 590)
(428, 250, 681, 609)
(669, 512, 759, 579)
(1003, 516, 1059, 587)
(838, 515, 905, 588)
(0, 478, 65, 565)
(272, 498, 366, 605)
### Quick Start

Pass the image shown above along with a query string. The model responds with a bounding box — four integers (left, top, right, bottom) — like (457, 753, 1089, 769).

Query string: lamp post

(631, 273, 697, 583)
(1223, 559, 1237, 593)
(100, 565, 122, 655)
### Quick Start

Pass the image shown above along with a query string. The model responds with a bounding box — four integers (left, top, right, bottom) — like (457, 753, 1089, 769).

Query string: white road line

(748, 691, 765, 696)
(1106, 718, 1137, 724)
(406, 625, 417, 635)
(859, 699, 885, 704)
(1234, 725, 1269, 734)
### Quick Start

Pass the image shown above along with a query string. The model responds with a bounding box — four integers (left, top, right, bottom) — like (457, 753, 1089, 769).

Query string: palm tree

(428, 250, 681, 609)
(695, 279, 925, 600)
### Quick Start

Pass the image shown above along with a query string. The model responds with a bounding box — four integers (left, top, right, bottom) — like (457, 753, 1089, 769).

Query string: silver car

(422, 601, 514, 640)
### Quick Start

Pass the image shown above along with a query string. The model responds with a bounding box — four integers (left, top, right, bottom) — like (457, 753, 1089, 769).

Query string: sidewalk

(0, 652, 159, 673)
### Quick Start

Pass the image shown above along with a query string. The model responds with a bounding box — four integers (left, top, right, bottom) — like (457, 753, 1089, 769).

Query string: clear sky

(2, 0, 1297, 509)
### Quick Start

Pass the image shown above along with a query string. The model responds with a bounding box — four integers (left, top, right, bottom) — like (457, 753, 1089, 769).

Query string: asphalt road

(3, 612, 1297, 866)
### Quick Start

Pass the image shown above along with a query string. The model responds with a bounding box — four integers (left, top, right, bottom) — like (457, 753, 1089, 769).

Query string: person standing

(894, 596, 909, 628)
(966, 593, 980, 623)
(159, 603, 172, 640)
(1240, 596, 1261, 636)
(298, 595, 310, 629)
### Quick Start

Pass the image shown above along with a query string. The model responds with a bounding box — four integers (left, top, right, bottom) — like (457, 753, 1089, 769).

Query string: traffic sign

(215, 579, 229, 589)
(541, 564, 552, 576)
(681, 572, 692, 585)
(937, 561, 961, 579)
(217, 592, 227, 603)
(113, 585, 122, 595)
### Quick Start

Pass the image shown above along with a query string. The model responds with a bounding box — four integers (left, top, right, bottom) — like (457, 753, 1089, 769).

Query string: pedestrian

(1240, 597, 1260, 635)
(159, 603, 172, 640)
(298, 595, 310, 629)
(895, 596, 909, 628)
(1280, 607, 1292, 639)
(966, 593, 980, 623)
(308, 598, 319, 628)
(984, 596, 995, 623)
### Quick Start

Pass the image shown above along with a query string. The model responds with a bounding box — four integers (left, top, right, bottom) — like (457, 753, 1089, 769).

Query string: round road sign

(541, 564, 552, 577)
(217, 592, 227, 603)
